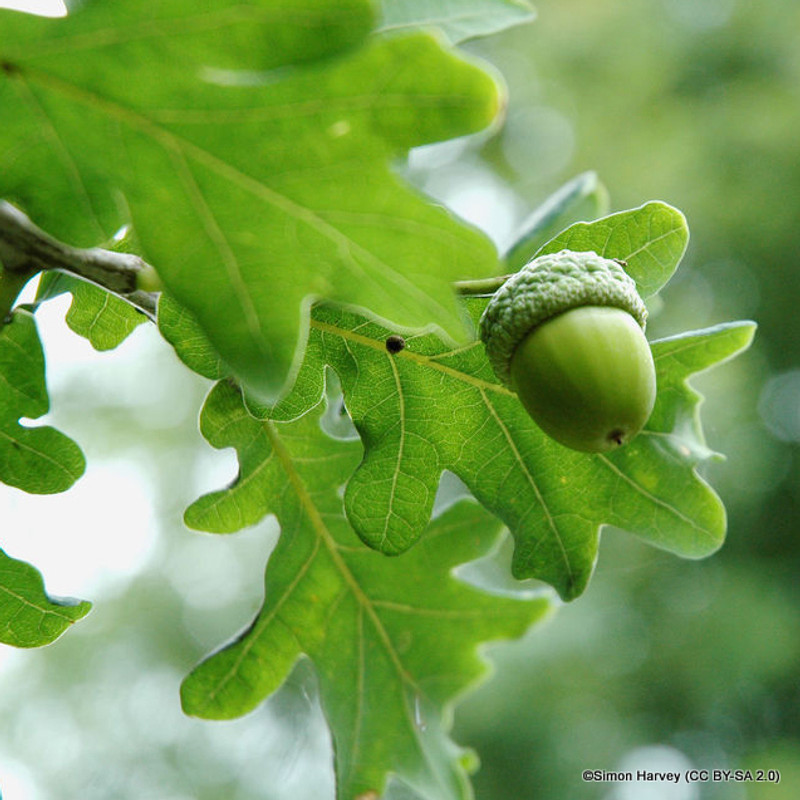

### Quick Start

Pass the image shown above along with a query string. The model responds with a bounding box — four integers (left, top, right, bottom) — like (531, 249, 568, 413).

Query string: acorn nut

(479, 250, 656, 453)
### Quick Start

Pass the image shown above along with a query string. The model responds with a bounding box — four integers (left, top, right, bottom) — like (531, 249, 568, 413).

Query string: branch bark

(0, 200, 158, 319)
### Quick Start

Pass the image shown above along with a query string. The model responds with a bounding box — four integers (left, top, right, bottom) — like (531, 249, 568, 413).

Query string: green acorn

(479, 250, 656, 453)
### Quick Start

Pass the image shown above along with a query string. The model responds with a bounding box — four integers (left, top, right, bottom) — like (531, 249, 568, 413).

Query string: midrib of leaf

(195, 409, 423, 719)
(623, 225, 683, 263)
(380, 354, 406, 549)
(0, 358, 40, 406)
(7, 60, 462, 329)
(0, 580, 78, 623)
(265, 417, 446, 791)
(81, 290, 112, 339)
(262, 417, 416, 692)
(0, 427, 81, 481)
(652, 336, 716, 363)
(310, 317, 515, 397)
(174, 138, 456, 323)
(164, 143, 269, 363)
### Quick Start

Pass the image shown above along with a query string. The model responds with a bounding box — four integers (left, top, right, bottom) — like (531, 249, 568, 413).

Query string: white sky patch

(1, 292, 163, 601)
(2, 457, 158, 600)
(0, 0, 66, 17)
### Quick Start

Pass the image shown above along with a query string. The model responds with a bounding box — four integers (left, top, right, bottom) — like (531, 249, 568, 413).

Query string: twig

(0, 200, 158, 321)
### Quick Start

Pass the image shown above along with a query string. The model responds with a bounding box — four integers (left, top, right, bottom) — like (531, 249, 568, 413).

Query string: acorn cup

(479, 250, 656, 453)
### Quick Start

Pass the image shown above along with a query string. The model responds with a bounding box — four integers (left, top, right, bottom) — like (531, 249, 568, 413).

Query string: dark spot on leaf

(385, 335, 405, 354)
(1, 60, 20, 76)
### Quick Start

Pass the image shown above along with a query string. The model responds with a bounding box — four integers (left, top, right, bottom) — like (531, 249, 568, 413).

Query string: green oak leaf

(156, 292, 231, 382)
(534, 201, 689, 298)
(36, 272, 147, 351)
(182, 381, 550, 800)
(0, 548, 91, 647)
(0, 1, 501, 402)
(379, 0, 536, 43)
(262, 304, 755, 601)
(0, 308, 85, 494)
(186, 202, 728, 600)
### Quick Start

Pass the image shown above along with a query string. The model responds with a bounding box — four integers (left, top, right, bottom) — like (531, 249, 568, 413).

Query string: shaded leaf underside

(0, 0, 502, 402)
(291, 306, 755, 600)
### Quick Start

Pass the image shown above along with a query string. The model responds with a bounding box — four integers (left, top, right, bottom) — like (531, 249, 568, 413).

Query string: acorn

(479, 250, 656, 453)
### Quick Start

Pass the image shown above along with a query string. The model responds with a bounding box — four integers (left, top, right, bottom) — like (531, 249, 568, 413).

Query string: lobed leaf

(0, 548, 91, 647)
(156, 292, 231, 382)
(273, 304, 755, 601)
(648, 321, 758, 454)
(1, 1, 502, 402)
(0, 308, 85, 494)
(182, 382, 550, 799)
(178, 204, 743, 601)
(379, 0, 537, 43)
(534, 201, 689, 298)
(36, 272, 147, 351)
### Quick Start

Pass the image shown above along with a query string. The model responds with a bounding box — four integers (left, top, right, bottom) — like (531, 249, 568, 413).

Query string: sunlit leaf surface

(0, 548, 91, 647)
(36, 272, 147, 351)
(533, 201, 689, 298)
(0, 308, 85, 493)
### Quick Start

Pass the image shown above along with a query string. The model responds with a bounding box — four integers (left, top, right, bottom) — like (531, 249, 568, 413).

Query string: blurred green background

(1, 0, 799, 798)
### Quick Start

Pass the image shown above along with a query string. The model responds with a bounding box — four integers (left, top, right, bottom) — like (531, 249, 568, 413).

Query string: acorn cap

(479, 250, 648, 387)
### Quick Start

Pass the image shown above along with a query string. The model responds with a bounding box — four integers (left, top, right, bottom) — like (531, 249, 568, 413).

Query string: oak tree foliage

(0, 1, 754, 797)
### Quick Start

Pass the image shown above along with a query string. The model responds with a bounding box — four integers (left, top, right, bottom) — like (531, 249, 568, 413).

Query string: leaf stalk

(452, 274, 511, 296)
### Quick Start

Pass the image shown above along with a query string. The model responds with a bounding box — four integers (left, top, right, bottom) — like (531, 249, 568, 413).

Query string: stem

(0, 201, 148, 294)
(1, 199, 509, 325)
(453, 274, 512, 296)
(0, 200, 158, 320)
(123, 289, 158, 319)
